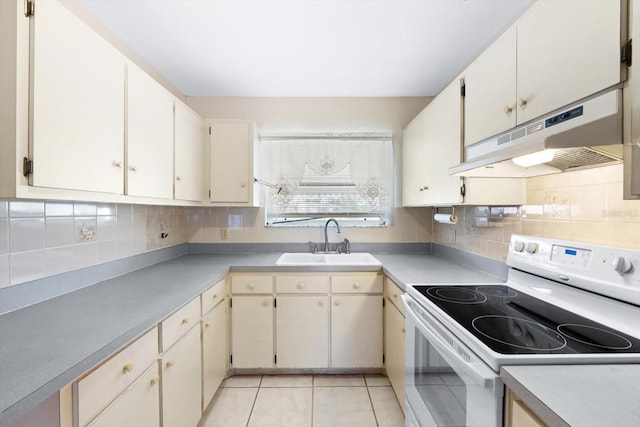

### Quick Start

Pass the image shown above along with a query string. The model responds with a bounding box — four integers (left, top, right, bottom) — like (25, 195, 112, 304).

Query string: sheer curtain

(261, 133, 393, 227)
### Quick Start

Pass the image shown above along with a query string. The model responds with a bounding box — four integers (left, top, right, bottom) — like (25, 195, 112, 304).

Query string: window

(260, 133, 393, 227)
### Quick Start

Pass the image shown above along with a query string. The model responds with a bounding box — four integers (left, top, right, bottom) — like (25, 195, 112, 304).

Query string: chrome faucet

(323, 218, 341, 253)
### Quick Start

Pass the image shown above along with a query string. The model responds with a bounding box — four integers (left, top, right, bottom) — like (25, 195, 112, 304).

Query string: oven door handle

(402, 295, 496, 390)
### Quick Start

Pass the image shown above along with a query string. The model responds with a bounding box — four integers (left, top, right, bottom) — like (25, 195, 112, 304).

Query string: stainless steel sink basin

(275, 252, 382, 266)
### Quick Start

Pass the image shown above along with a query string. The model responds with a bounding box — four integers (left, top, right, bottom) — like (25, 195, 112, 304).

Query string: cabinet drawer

(384, 277, 405, 316)
(161, 297, 200, 352)
(331, 275, 383, 294)
(276, 275, 328, 294)
(202, 278, 226, 314)
(75, 327, 158, 426)
(231, 275, 273, 294)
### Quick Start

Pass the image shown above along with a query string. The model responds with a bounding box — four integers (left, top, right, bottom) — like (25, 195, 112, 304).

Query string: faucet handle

(343, 238, 351, 254)
(308, 241, 318, 254)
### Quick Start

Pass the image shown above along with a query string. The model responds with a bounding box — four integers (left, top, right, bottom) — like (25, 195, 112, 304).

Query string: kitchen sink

(275, 252, 382, 266)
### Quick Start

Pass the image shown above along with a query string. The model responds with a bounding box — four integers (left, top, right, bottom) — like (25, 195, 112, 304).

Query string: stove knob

(513, 241, 525, 252)
(612, 257, 633, 274)
(525, 242, 538, 254)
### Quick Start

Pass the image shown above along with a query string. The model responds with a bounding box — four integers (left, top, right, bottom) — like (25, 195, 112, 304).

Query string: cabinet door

(231, 295, 274, 368)
(126, 63, 174, 199)
(210, 120, 252, 204)
(30, 0, 125, 194)
(331, 295, 383, 368)
(464, 27, 517, 145)
(88, 365, 160, 427)
(276, 295, 329, 368)
(174, 101, 204, 202)
(202, 301, 227, 409)
(384, 300, 405, 414)
(402, 109, 428, 206)
(161, 326, 202, 427)
(517, 0, 622, 123)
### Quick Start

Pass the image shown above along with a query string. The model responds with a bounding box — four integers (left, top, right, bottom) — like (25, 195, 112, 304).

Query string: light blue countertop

(0, 250, 501, 427)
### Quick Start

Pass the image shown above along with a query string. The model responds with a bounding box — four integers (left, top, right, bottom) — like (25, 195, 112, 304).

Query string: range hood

(450, 89, 623, 177)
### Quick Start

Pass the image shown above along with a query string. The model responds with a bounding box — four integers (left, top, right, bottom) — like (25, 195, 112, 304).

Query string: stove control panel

(508, 235, 640, 306)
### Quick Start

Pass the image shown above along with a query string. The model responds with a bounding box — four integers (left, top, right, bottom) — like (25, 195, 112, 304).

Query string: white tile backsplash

(0, 200, 187, 288)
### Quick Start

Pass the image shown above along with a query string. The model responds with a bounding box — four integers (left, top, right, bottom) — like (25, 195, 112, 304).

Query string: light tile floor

(200, 374, 405, 427)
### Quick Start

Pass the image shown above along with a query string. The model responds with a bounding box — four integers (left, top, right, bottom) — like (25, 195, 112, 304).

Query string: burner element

(426, 287, 488, 304)
(475, 286, 518, 298)
(472, 315, 567, 351)
(557, 324, 633, 350)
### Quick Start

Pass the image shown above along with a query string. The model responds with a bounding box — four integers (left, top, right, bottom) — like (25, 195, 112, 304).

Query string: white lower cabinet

(331, 295, 383, 368)
(276, 295, 329, 368)
(202, 299, 227, 408)
(231, 295, 274, 368)
(87, 364, 160, 427)
(384, 296, 406, 413)
(160, 325, 202, 427)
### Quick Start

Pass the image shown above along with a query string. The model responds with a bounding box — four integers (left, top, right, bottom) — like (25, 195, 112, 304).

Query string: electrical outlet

(221, 227, 229, 240)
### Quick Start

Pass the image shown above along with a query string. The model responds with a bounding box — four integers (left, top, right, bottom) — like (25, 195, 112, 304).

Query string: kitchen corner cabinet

(174, 101, 204, 202)
(230, 275, 275, 368)
(201, 279, 228, 408)
(331, 274, 383, 368)
(402, 79, 464, 207)
(30, 0, 125, 194)
(384, 278, 405, 413)
(126, 63, 174, 199)
(209, 119, 260, 206)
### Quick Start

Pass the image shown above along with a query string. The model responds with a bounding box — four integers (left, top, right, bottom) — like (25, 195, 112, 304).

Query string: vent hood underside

(450, 89, 623, 178)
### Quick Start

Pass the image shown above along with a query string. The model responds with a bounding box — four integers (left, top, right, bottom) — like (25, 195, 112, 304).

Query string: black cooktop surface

(414, 285, 640, 355)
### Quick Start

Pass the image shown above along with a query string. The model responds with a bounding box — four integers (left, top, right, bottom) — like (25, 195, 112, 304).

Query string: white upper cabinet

(126, 63, 174, 199)
(174, 101, 204, 202)
(403, 79, 463, 206)
(209, 120, 259, 206)
(463, 27, 517, 146)
(516, 0, 622, 124)
(30, 0, 125, 194)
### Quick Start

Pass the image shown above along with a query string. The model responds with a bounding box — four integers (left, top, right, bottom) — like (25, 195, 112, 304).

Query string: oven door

(402, 295, 503, 427)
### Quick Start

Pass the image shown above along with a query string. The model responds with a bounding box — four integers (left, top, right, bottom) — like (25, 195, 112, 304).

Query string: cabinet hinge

(24, 0, 34, 17)
(460, 83, 466, 97)
(460, 183, 466, 197)
(209, 189, 211, 198)
(22, 157, 33, 177)
(274, 298, 277, 308)
(229, 298, 232, 308)
(230, 355, 233, 365)
(274, 354, 277, 364)
(382, 354, 385, 364)
(382, 298, 385, 307)
(209, 126, 212, 135)
(621, 39, 632, 67)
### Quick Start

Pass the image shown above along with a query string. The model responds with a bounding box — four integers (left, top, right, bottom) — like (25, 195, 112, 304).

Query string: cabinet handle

(504, 106, 513, 115)
(176, 176, 182, 181)
(335, 299, 341, 306)
(353, 282, 360, 290)
(262, 299, 269, 306)
(393, 294, 398, 300)
(248, 282, 256, 290)
(166, 359, 175, 368)
(122, 363, 134, 373)
(150, 375, 159, 386)
(419, 186, 429, 192)
(401, 328, 406, 333)
(240, 182, 247, 188)
(205, 322, 211, 328)
(213, 293, 218, 299)
(181, 317, 190, 325)
(297, 282, 305, 289)
(112, 161, 122, 169)
(519, 98, 528, 108)
(319, 299, 325, 306)
(128, 166, 137, 173)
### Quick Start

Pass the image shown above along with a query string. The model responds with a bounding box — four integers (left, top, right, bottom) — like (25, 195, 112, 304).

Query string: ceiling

(76, 0, 533, 97)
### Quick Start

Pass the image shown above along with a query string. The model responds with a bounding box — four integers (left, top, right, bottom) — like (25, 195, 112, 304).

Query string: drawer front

(231, 275, 273, 294)
(75, 326, 158, 426)
(331, 274, 383, 294)
(161, 297, 201, 351)
(384, 277, 405, 316)
(202, 278, 226, 314)
(276, 275, 328, 294)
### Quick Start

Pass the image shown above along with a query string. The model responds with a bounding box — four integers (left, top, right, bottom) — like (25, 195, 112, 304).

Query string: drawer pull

(401, 328, 406, 333)
(519, 98, 528, 108)
(150, 375, 159, 386)
(205, 322, 212, 328)
(319, 299, 325, 306)
(353, 282, 361, 290)
(166, 359, 175, 368)
(181, 318, 190, 325)
(504, 105, 513, 115)
(297, 282, 305, 289)
(335, 299, 341, 306)
(248, 282, 256, 290)
(213, 293, 218, 299)
(262, 299, 270, 306)
(122, 363, 134, 373)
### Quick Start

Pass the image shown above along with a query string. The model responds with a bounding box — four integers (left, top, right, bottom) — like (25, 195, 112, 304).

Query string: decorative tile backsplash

(0, 200, 186, 288)
(434, 165, 640, 262)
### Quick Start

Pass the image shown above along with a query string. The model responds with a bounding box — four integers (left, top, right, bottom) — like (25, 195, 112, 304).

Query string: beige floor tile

(313, 386, 377, 427)
(221, 375, 262, 387)
(201, 387, 258, 427)
(247, 387, 312, 427)
(365, 374, 391, 387)
(314, 374, 365, 387)
(369, 386, 405, 427)
(260, 374, 313, 387)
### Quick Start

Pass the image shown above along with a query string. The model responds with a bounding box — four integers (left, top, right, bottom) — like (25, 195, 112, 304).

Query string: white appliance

(403, 235, 640, 426)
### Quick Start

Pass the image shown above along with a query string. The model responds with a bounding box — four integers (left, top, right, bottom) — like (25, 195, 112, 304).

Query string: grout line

(366, 384, 381, 427)
(244, 376, 262, 427)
